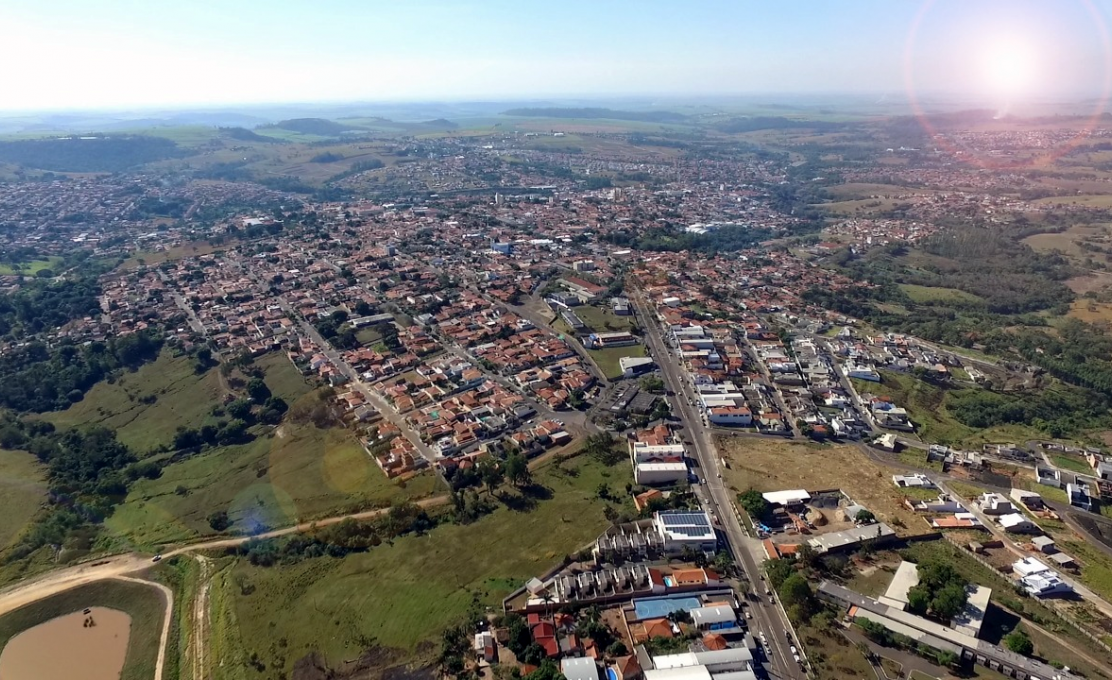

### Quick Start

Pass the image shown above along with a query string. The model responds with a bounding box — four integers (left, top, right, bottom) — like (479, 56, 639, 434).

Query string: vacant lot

(0, 579, 165, 680)
(217, 454, 629, 676)
(0, 451, 47, 551)
(716, 437, 927, 535)
(41, 350, 225, 455)
(106, 423, 441, 546)
(854, 371, 974, 444)
(256, 352, 313, 404)
(118, 239, 233, 270)
(591, 344, 647, 380)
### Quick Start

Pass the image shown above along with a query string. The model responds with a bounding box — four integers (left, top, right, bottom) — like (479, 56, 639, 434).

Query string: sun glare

(982, 39, 1036, 97)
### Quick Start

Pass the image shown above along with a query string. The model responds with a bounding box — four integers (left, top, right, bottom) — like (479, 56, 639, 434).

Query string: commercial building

(653, 511, 718, 554)
(630, 442, 688, 486)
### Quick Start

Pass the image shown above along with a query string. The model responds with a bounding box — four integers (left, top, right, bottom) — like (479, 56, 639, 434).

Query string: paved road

(631, 290, 805, 680)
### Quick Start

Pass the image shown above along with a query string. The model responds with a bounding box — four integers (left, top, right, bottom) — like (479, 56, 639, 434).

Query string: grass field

(256, 352, 313, 404)
(575, 305, 636, 333)
(716, 437, 928, 535)
(1051, 454, 1093, 474)
(0, 579, 165, 680)
(0, 450, 47, 550)
(215, 454, 629, 677)
(41, 350, 225, 455)
(899, 284, 983, 305)
(591, 344, 647, 380)
(106, 423, 441, 547)
(1061, 539, 1112, 605)
(0, 256, 64, 275)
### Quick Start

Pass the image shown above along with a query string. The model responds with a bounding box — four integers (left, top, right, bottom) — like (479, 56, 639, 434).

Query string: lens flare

(981, 39, 1035, 97)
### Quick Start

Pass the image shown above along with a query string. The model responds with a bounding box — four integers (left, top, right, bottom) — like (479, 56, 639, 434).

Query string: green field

(0, 579, 165, 680)
(0, 256, 64, 276)
(899, 284, 983, 305)
(1051, 454, 1093, 474)
(574, 304, 636, 332)
(855, 371, 974, 444)
(216, 454, 629, 677)
(591, 344, 647, 380)
(256, 352, 313, 404)
(0, 450, 47, 550)
(41, 350, 225, 455)
(106, 423, 441, 547)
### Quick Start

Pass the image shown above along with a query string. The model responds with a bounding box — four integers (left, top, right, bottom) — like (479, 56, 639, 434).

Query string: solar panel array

(668, 526, 713, 537)
(659, 512, 711, 528)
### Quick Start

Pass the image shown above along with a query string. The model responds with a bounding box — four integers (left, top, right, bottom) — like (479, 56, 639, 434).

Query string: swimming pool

(633, 595, 701, 620)
(607, 668, 618, 680)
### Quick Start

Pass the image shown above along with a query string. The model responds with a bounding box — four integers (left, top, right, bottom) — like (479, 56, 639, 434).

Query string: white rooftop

(762, 489, 810, 506)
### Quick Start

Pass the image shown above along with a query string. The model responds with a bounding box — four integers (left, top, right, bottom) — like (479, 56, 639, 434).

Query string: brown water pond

(0, 607, 131, 680)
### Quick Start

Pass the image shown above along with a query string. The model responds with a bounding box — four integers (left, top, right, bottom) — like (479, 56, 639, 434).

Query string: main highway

(631, 290, 805, 680)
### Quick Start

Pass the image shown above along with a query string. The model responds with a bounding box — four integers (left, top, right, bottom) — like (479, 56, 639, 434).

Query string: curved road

(0, 494, 449, 618)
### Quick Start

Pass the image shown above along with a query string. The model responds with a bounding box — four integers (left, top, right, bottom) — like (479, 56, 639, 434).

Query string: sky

(1, 0, 1111, 111)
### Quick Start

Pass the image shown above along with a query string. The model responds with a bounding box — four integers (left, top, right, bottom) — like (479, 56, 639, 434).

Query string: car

(745, 611, 752, 620)
(790, 645, 797, 655)
(151, 554, 162, 563)
(769, 595, 775, 604)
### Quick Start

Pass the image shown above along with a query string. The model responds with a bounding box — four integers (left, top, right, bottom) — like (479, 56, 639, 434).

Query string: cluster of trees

(3, 418, 154, 560)
(0, 277, 102, 337)
(235, 503, 435, 566)
(1009, 319, 1112, 400)
(905, 557, 969, 623)
(0, 329, 163, 412)
(601, 225, 775, 256)
(0, 135, 185, 172)
(310, 152, 345, 163)
(948, 387, 1110, 438)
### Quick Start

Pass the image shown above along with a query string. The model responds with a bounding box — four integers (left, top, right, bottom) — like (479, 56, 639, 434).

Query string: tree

(765, 558, 795, 588)
(737, 489, 769, 520)
(778, 572, 813, 610)
(478, 457, 504, 495)
(855, 509, 876, 523)
(246, 377, 271, 402)
(906, 584, 931, 616)
(930, 582, 967, 622)
(504, 451, 531, 487)
(1004, 628, 1034, 656)
(207, 510, 231, 531)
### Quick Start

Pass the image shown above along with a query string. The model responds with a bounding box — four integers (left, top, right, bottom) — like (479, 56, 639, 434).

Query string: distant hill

(713, 116, 846, 134)
(0, 135, 185, 172)
(262, 118, 356, 136)
(418, 118, 458, 130)
(220, 127, 286, 143)
(502, 107, 688, 123)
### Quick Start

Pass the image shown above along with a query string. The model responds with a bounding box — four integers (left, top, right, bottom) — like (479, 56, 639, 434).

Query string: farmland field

(40, 350, 225, 455)
(0, 451, 47, 551)
(106, 423, 441, 546)
(215, 454, 629, 677)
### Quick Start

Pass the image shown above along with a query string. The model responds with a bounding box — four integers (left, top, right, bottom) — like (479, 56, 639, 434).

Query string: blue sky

(0, 0, 1109, 110)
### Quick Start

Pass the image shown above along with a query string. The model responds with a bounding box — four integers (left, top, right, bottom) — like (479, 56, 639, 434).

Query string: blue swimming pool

(633, 595, 701, 620)
(607, 668, 618, 680)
